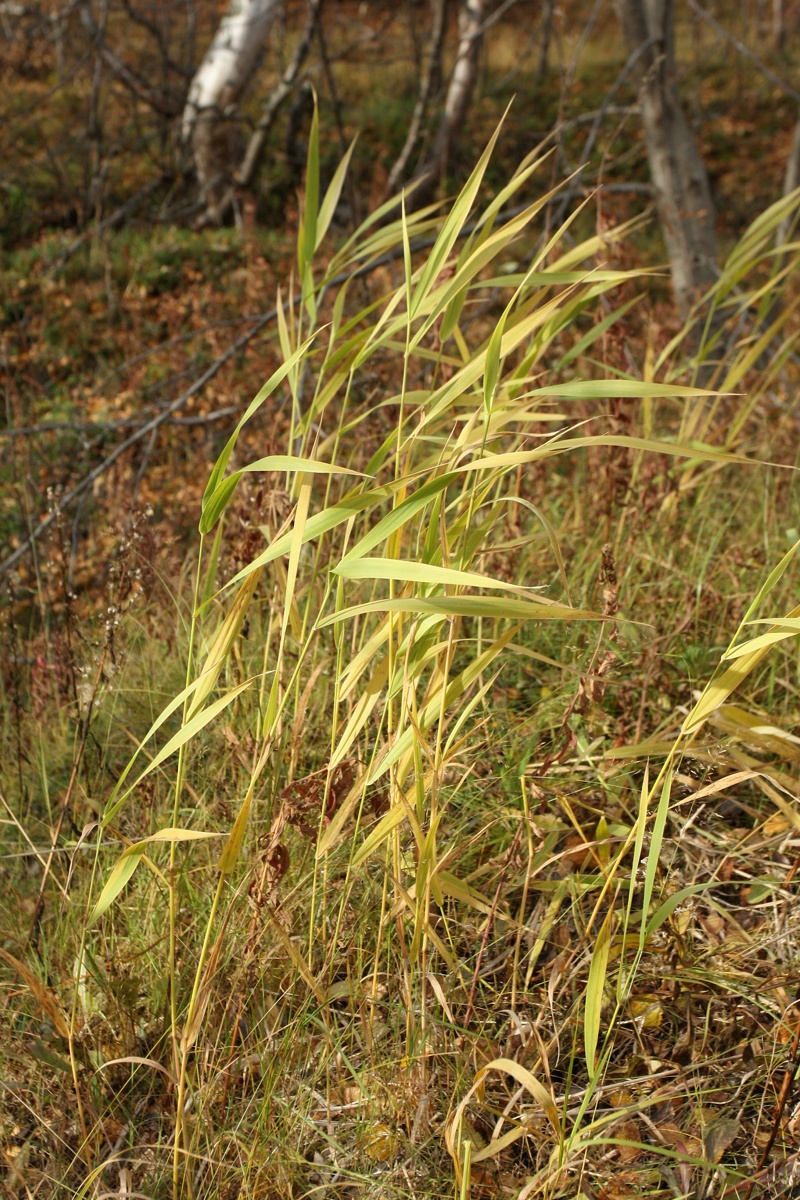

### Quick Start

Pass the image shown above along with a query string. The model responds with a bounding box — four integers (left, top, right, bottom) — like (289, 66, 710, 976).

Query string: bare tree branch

(47, 172, 172, 275)
(238, 0, 323, 188)
(80, 0, 182, 115)
(0, 313, 275, 579)
(687, 0, 800, 105)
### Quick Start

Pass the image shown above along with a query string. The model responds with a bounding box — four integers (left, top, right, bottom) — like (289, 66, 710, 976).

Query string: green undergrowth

(3, 114, 800, 1200)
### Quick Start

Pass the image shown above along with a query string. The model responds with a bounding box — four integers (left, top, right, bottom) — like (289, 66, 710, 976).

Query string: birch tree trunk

(181, 0, 282, 210)
(436, 0, 484, 171)
(409, 0, 485, 208)
(618, 0, 717, 316)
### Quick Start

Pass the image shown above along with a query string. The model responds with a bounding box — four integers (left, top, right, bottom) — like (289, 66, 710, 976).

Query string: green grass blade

(584, 909, 613, 1077)
(318, 595, 602, 625)
(333, 556, 533, 593)
(302, 94, 320, 272)
(91, 829, 219, 923)
(316, 136, 358, 253)
(638, 767, 673, 953)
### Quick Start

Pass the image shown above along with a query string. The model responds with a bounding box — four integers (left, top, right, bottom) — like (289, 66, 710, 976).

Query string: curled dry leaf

(616, 1119, 644, 1164)
(0, 948, 70, 1039)
(358, 1121, 399, 1162)
(280, 758, 355, 839)
(702, 1117, 739, 1163)
(628, 995, 663, 1030)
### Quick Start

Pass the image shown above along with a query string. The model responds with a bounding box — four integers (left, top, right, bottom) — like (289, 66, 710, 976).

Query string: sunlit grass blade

(201, 456, 362, 536)
(318, 595, 603, 626)
(410, 103, 511, 319)
(682, 604, 800, 734)
(584, 909, 613, 1077)
(333, 556, 535, 593)
(301, 92, 320, 273)
(224, 482, 397, 590)
(90, 829, 220, 923)
(316, 136, 358, 253)
(201, 334, 319, 525)
(188, 569, 263, 719)
(340, 473, 458, 564)
(638, 767, 673, 953)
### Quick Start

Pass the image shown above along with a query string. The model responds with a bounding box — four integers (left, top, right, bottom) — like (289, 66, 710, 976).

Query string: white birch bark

(385, 0, 447, 197)
(438, 0, 484, 168)
(182, 0, 282, 202)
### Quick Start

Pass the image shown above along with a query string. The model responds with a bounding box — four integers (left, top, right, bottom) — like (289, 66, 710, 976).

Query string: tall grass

(5, 112, 800, 1199)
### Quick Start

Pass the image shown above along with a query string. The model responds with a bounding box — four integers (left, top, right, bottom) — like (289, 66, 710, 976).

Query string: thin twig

(0, 315, 273, 578)
(687, 0, 800, 104)
(47, 172, 173, 276)
(0, 406, 238, 439)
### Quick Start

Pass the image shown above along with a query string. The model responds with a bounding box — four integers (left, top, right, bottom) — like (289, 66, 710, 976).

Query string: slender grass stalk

(172, 865, 226, 1198)
(168, 535, 204, 1200)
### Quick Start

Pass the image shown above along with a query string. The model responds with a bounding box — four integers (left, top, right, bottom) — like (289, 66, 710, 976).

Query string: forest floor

(3, 8, 800, 1200)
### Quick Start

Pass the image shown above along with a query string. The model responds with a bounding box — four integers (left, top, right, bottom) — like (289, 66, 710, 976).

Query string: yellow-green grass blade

(340, 472, 458, 565)
(584, 908, 613, 1077)
(461, 433, 748, 476)
(104, 670, 229, 814)
(351, 802, 407, 870)
(361, 629, 525, 785)
(201, 456, 363, 536)
(263, 474, 313, 735)
(411, 188, 568, 349)
(638, 767, 673, 954)
(301, 93, 320, 272)
(329, 655, 390, 768)
(224, 483, 397, 590)
(410, 104, 510, 319)
(682, 604, 800, 735)
(187, 568, 263, 719)
(436, 869, 496, 917)
(645, 881, 715, 940)
(201, 333, 319, 521)
(740, 538, 800, 627)
(462, 146, 555, 254)
(333, 556, 535, 594)
(557, 295, 643, 370)
(90, 829, 220, 923)
(316, 136, 358, 253)
(318, 594, 602, 625)
(721, 628, 800, 660)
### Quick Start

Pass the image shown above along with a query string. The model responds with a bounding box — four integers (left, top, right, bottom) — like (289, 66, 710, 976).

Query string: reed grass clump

(4, 111, 800, 1200)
